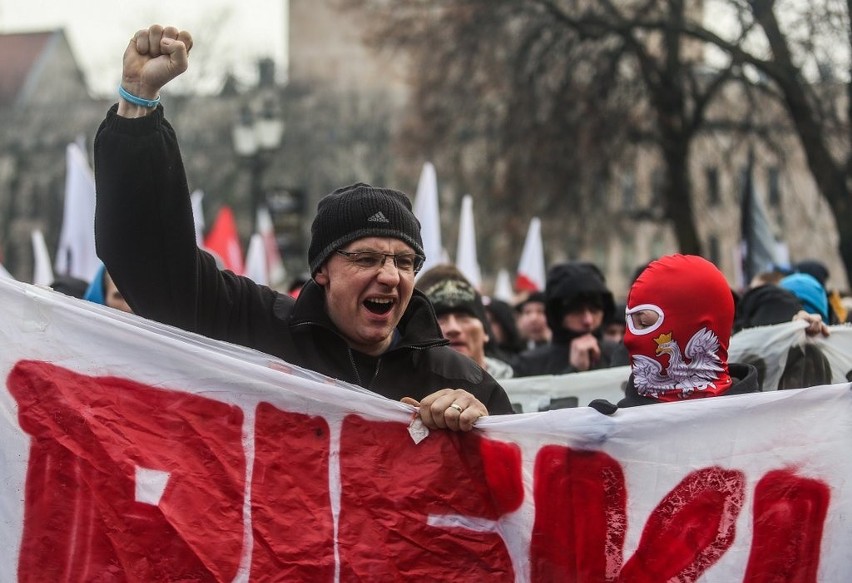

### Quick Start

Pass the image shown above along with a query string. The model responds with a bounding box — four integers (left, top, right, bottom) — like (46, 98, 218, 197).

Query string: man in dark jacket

(512, 261, 627, 376)
(93, 24, 512, 432)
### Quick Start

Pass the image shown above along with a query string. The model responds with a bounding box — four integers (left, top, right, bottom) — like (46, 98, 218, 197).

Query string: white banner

(1, 277, 850, 581)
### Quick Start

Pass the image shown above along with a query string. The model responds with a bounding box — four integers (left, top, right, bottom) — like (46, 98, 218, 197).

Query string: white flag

(413, 162, 442, 274)
(455, 195, 481, 288)
(515, 217, 546, 292)
(190, 189, 206, 248)
(31, 229, 54, 287)
(493, 269, 514, 303)
(55, 143, 98, 282)
(244, 233, 269, 286)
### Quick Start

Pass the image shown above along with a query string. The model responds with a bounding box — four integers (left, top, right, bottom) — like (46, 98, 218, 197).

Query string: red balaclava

(623, 254, 734, 401)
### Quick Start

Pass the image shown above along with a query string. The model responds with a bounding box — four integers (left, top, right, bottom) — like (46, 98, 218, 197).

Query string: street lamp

(232, 99, 285, 233)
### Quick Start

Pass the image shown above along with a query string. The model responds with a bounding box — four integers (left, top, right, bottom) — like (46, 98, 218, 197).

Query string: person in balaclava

(512, 261, 628, 377)
(618, 254, 760, 407)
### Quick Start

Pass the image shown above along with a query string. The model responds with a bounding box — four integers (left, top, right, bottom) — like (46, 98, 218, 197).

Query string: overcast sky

(0, 0, 288, 96)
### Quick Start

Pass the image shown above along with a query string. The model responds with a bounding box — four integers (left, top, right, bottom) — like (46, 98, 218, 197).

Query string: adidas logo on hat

(368, 211, 390, 223)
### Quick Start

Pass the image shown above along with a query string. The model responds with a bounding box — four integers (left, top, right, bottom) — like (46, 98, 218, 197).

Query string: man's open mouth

(364, 298, 394, 315)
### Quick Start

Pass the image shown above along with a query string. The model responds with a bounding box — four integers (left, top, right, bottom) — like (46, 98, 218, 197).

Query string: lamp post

(232, 99, 285, 233)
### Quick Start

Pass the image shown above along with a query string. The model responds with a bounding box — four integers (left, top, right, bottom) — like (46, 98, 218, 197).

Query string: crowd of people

(36, 23, 847, 433)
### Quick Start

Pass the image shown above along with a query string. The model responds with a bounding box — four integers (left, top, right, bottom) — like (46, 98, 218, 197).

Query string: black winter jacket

(93, 105, 513, 413)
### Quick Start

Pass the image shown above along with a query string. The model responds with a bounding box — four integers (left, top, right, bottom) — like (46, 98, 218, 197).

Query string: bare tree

(337, 0, 755, 272)
(673, 0, 852, 286)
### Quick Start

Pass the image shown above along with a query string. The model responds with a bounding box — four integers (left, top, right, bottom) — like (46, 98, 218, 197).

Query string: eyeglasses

(335, 250, 425, 273)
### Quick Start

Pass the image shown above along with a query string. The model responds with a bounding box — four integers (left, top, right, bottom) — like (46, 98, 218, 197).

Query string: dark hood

(544, 262, 615, 343)
(734, 284, 801, 332)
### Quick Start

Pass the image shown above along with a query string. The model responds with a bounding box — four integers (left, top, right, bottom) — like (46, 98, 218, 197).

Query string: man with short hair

(94, 24, 512, 431)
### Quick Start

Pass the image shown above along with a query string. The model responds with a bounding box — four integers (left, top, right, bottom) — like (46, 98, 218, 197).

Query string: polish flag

(515, 217, 545, 292)
(455, 195, 481, 288)
(204, 206, 244, 275)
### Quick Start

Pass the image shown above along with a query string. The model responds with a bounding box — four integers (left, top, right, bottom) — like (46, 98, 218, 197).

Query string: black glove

(588, 399, 618, 415)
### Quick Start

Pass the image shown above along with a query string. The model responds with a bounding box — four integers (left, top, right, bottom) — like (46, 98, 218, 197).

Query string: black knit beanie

(308, 183, 424, 275)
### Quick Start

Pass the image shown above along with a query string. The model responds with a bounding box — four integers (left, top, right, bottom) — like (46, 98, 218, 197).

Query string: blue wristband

(118, 85, 161, 108)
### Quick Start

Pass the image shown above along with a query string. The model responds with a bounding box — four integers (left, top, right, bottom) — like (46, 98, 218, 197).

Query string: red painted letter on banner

(9, 361, 246, 582)
(338, 415, 523, 580)
(250, 403, 335, 580)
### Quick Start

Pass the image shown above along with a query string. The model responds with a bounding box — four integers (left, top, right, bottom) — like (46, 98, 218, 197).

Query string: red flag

(204, 206, 244, 275)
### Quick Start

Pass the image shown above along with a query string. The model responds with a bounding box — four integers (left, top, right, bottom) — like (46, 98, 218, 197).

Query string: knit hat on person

(308, 183, 424, 275)
(779, 273, 829, 321)
(423, 277, 488, 325)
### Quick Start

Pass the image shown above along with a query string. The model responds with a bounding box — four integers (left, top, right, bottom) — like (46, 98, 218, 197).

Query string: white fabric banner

(1, 277, 850, 581)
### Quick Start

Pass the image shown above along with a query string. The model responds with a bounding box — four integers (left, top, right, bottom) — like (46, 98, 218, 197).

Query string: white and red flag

(1, 276, 851, 581)
(204, 206, 244, 275)
(516, 217, 546, 292)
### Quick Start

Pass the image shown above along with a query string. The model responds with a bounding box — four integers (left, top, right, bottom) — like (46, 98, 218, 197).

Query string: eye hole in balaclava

(623, 254, 734, 402)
